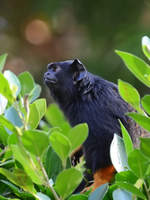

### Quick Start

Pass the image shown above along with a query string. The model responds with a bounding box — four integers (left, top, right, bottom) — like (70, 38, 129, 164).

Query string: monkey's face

(44, 59, 87, 96)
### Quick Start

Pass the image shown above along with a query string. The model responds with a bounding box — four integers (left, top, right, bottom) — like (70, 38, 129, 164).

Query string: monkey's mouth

(44, 77, 57, 84)
(44, 75, 57, 85)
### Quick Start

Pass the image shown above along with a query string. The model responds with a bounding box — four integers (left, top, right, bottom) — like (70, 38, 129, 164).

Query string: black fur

(44, 59, 131, 173)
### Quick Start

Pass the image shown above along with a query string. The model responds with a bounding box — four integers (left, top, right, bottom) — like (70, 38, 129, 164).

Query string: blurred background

(0, 0, 150, 100)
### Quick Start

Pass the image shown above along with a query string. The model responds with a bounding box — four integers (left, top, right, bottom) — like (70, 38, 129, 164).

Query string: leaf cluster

(0, 55, 89, 200)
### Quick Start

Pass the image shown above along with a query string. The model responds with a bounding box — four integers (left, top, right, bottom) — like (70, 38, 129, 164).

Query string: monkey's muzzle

(44, 71, 57, 85)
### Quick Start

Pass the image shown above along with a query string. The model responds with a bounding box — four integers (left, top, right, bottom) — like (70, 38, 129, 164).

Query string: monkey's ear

(71, 59, 87, 84)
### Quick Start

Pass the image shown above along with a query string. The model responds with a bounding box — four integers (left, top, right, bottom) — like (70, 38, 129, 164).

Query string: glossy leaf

(4, 70, 21, 97)
(116, 50, 150, 87)
(118, 79, 142, 113)
(34, 98, 47, 120)
(0, 125, 9, 145)
(116, 182, 146, 199)
(127, 112, 150, 132)
(1, 180, 33, 199)
(0, 94, 8, 114)
(43, 146, 62, 181)
(89, 183, 108, 200)
(8, 133, 19, 145)
(0, 115, 18, 134)
(115, 171, 137, 184)
(11, 144, 44, 185)
(68, 123, 88, 152)
(142, 36, 150, 60)
(0, 168, 36, 194)
(128, 149, 149, 178)
(68, 194, 88, 200)
(29, 103, 40, 129)
(110, 134, 128, 172)
(113, 189, 132, 200)
(22, 130, 49, 157)
(5, 106, 23, 127)
(0, 72, 14, 104)
(140, 137, 150, 158)
(29, 84, 41, 103)
(55, 168, 82, 199)
(141, 95, 150, 115)
(18, 71, 35, 96)
(28, 99, 46, 129)
(119, 121, 133, 156)
(49, 131, 71, 165)
(45, 104, 65, 126)
(0, 53, 7, 71)
(36, 193, 51, 200)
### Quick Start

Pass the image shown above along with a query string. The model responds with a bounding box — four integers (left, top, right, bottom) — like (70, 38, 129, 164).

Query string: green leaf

(18, 71, 35, 96)
(116, 182, 146, 199)
(11, 144, 44, 185)
(115, 171, 137, 184)
(0, 53, 7, 71)
(89, 183, 108, 200)
(110, 134, 128, 172)
(0, 72, 14, 104)
(39, 120, 50, 132)
(36, 192, 51, 200)
(1, 180, 34, 199)
(142, 36, 150, 60)
(68, 123, 88, 152)
(29, 84, 41, 103)
(8, 133, 19, 145)
(4, 70, 21, 97)
(5, 106, 23, 127)
(116, 50, 150, 87)
(22, 130, 49, 157)
(34, 98, 47, 120)
(0, 94, 8, 114)
(49, 131, 71, 166)
(0, 195, 20, 200)
(55, 168, 82, 199)
(141, 95, 150, 115)
(118, 79, 142, 113)
(45, 104, 71, 135)
(119, 121, 133, 156)
(127, 112, 150, 132)
(0, 115, 18, 134)
(128, 149, 149, 178)
(0, 125, 9, 145)
(140, 137, 150, 158)
(0, 168, 36, 194)
(28, 103, 40, 129)
(28, 99, 47, 129)
(43, 146, 62, 181)
(45, 104, 65, 126)
(113, 189, 132, 200)
(68, 194, 88, 200)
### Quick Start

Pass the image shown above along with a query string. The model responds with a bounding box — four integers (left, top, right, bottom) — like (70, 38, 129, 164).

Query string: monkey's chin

(44, 78, 57, 85)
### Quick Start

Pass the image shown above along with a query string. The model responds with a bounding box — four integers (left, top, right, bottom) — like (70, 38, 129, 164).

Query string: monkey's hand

(71, 146, 83, 166)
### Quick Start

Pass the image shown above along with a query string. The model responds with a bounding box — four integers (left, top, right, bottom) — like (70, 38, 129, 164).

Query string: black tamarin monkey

(44, 59, 147, 191)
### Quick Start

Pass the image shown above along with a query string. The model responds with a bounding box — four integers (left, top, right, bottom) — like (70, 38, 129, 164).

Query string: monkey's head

(44, 59, 88, 99)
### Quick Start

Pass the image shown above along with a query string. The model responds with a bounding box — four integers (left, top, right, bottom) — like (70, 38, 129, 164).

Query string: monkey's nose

(44, 71, 57, 84)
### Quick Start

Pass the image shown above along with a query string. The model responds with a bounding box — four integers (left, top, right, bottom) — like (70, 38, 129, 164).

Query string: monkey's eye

(49, 64, 60, 72)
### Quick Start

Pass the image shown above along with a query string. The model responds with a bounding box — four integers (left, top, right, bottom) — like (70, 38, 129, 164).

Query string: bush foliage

(0, 36, 150, 200)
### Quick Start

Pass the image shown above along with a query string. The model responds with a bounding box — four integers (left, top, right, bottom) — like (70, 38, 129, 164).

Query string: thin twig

(144, 181, 150, 200)
(37, 157, 61, 200)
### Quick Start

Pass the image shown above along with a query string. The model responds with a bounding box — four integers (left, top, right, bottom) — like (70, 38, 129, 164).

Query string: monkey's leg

(82, 165, 115, 192)
(92, 165, 115, 191)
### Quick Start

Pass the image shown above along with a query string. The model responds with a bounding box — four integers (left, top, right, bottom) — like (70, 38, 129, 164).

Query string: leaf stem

(144, 181, 150, 200)
(37, 157, 61, 200)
